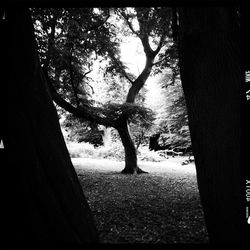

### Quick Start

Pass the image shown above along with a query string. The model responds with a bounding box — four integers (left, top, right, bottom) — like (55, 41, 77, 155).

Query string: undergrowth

(67, 141, 165, 162)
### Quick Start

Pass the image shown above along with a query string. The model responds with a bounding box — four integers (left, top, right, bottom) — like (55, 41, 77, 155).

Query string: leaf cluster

(97, 102, 156, 127)
(150, 70, 191, 149)
(32, 8, 120, 106)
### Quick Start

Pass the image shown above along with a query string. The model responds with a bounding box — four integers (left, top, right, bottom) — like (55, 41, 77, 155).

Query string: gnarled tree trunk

(117, 120, 146, 174)
(118, 57, 154, 174)
(178, 7, 243, 244)
(2, 8, 99, 247)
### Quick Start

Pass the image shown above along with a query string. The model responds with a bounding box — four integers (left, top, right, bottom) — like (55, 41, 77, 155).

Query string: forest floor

(73, 157, 209, 244)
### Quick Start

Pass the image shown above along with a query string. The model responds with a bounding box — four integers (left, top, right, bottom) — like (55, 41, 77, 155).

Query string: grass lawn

(73, 157, 209, 244)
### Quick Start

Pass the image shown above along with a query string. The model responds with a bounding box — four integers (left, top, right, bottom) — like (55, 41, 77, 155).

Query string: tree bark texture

(117, 120, 146, 174)
(119, 57, 154, 174)
(178, 7, 243, 244)
(3, 8, 99, 247)
(126, 57, 154, 103)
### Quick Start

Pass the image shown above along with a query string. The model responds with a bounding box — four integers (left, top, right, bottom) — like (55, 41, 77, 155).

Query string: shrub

(138, 146, 164, 162)
(67, 142, 165, 162)
(67, 142, 96, 158)
(66, 141, 124, 160)
(96, 142, 125, 161)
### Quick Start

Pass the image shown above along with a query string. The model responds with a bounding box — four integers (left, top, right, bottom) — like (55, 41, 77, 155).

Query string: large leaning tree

(178, 7, 244, 244)
(2, 8, 99, 246)
(31, 7, 176, 174)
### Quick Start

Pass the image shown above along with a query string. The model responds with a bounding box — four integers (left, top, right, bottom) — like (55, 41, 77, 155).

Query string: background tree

(146, 68, 191, 156)
(32, 7, 174, 174)
(2, 7, 99, 246)
(158, 73, 191, 152)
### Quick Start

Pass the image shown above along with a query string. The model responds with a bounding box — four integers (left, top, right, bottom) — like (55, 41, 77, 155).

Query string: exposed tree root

(121, 166, 148, 174)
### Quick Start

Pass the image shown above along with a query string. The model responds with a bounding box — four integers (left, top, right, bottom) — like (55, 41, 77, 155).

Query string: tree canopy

(31, 7, 187, 173)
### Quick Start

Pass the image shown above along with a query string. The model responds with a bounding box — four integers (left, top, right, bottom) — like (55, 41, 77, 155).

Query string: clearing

(73, 157, 209, 244)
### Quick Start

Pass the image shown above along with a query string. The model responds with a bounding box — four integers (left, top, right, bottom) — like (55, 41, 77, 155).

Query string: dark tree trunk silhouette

(2, 8, 99, 247)
(118, 56, 154, 174)
(178, 7, 243, 244)
(149, 133, 161, 150)
(117, 119, 146, 174)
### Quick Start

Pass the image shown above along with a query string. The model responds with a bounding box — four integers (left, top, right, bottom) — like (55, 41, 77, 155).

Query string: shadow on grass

(75, 160, 209, 244)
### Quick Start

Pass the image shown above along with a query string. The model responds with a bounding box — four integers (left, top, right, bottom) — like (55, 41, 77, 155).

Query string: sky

(88, 32, 164, 106)
(119, 37, 164, 106)
(89, 35, 147, 82)
(120, 37, 145, 76)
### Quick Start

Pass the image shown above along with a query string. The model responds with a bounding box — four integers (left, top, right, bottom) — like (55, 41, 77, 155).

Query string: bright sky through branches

(120, 37, 146, 76)
(89, 36, 146, 80)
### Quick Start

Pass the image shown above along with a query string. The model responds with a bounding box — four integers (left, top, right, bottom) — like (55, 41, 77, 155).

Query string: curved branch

(82, 68, 92, 78)
(153, 57, 169, 66)
(120, 11, 140, 37)
(107, 49, 134, 84)
(85, 82, 94, 95)
(42, 68, 116, 128)
(153, 33, 167, 56)
(122, 71, 134, 84)
(126, 57, 154, 103)
(139, 36, 154, 57)
(87, 12, 110, 32)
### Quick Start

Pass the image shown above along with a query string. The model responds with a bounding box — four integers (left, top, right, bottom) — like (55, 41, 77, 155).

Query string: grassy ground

(73, 157, 209, 244)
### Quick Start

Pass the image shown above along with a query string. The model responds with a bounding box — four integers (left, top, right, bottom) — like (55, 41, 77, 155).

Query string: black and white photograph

(1, 0, 249, 248)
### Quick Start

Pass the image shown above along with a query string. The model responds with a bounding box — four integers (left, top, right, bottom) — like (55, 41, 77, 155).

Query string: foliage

(115, 7, 175, 75)
(32, 8, 121, 108)
(61, 113, 103, 146)
(67, 140, 124, 160)
(32, 7, 188, 160)
(145, 69, 192, 150)
(159, 76, 191, 149)
(92, 73, 130, 104)
(67, 139, 167, 162)
(95, 143, 125, 161)
(103, 103, 155, 124)
(67, 141, 96, 158)
(137, 147, 163, 162)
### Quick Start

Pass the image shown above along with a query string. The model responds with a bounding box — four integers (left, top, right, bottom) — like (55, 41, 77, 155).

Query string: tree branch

(122, 71, 134, 84)
(120, 11, 140, 37)
(139, 36, 154, 57)
(42, 68, 116, 128)
(108, 49, 134, 84)
(153, 33, 167, 56)
(126, 56, 154, 103)
(153, 57, 168, 66)
(85, 82, 94, 95)
(87, 12, 110, 32)
(82, 69, 92, 78)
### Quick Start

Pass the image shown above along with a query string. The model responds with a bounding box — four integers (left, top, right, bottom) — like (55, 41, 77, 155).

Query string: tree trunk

(118, 57, 154, 174)
(178, 7, 243, 244)
(149, 133, 161, 151)
(2, 8, 99, 247)
(117, 121, 146, 174)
